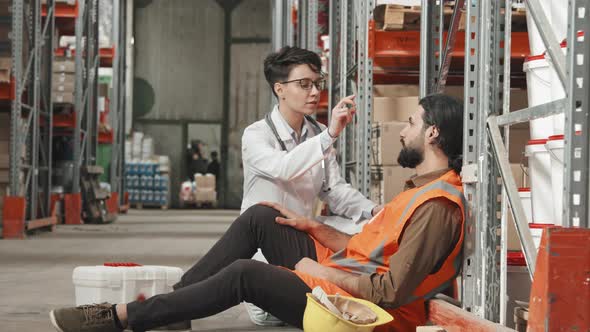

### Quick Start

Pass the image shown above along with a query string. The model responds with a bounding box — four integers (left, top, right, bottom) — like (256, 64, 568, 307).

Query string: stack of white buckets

(522, 1, 584, 249)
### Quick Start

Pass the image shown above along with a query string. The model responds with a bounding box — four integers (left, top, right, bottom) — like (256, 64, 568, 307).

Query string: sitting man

(49, 94, 465, 332)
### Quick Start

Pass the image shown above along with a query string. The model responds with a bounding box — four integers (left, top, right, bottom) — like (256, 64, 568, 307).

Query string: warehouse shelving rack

(421, 0, 590, 328)
(324, 0, 374, 195)
(276, 0, 590, 328)
(2, 0, 57, 238)
(3, 0, 126, 237)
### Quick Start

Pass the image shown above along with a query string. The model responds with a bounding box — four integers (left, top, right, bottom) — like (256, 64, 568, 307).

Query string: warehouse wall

(133, 0, 224, 121)
(133, 0, 271, 208)
(225, 0, 272, 208)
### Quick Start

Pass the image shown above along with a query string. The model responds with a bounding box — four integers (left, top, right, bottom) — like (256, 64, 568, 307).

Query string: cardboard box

(443, 86, 529, 113)
(370, 166, 416, 204)
(0, 140, 8, 154)
(0, 169, 8, 183)
(373, 96, 419, 123)
(52, 73, 75, 86)
(371, 121, 407, 166)
(194, 174, 216, 189)
(0, 57, 10, 83)
(373, 85, 420, 123)
(0, 153, 7, 169)
(53, 92, 75, 104)
(194, 188, 216, 202)
(53, 58, 76, 73)
(53, 82, 76, 93)
(509, 126, 530, 164)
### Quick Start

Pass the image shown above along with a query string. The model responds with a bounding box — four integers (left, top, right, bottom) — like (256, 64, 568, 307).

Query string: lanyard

(264, 113, 332, 193)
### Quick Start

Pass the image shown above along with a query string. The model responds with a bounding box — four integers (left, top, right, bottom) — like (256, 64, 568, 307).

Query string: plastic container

(550, 0, 569, 43)
(529, 223, 554, 250)
(73, 264, 183, 306)
(525, 140, 553, 224)
(525, 0, 552, 54)
(523, 55, 554, 139)
(545, 135, 564, 226)
(518, 188, 533, 223)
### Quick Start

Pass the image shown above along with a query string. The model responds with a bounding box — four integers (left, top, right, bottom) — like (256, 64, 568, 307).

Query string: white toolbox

(73, 263, 183, 305)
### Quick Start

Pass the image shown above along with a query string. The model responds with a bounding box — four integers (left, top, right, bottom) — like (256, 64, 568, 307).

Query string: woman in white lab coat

(241, 46, 381, 326)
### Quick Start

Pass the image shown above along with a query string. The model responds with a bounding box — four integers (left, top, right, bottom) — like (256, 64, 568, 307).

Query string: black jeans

(126, 205, 319, 331)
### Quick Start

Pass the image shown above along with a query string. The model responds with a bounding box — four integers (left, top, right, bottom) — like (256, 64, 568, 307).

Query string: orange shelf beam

(42, 1, 78, 18)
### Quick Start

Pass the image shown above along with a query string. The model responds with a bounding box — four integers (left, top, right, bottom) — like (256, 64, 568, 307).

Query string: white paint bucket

(545, 135, 564, 226)
(523, 55, 554, 139)
(525, 0, 552, 54)
(525, 139, 554, 224)
(549, 0, 570, 43)
(518, 188, 533, 223)
(529, 223, 554, 250)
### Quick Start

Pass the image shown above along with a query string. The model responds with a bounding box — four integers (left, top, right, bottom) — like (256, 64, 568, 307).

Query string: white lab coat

(241, 105, 376, 234)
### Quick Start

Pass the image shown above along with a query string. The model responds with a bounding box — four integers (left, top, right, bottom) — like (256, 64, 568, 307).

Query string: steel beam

(496, 99, 567, 126)
(563, 0, 590, 228)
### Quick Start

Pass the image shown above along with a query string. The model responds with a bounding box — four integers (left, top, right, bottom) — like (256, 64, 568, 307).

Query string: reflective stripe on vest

(330, 178, 466, 275)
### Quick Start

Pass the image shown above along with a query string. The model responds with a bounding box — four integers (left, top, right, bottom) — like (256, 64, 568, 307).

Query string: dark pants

(126, 205, 319, 331)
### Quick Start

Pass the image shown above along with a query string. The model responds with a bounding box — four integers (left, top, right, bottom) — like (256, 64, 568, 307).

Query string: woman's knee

(240, 204, 281, 228)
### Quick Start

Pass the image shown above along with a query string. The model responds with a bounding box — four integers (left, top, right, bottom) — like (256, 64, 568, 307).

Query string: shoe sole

(49, 310, 65, 332)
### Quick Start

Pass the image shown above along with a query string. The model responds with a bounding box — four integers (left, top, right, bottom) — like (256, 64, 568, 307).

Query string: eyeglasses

(280, 77, 327, 91)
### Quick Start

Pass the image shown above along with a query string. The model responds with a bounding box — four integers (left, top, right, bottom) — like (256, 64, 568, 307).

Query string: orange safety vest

(293, 170, 466, 331)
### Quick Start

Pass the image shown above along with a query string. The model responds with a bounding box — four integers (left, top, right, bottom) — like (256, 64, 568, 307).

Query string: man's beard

(397, 144, 424, 168)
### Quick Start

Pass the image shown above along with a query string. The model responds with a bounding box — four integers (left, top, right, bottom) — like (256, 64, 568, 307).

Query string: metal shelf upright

(62, 0, 100, 225)
(327, 0, 373, 195)
(109, 0, 127, 210)
(3, 0, 57, 238)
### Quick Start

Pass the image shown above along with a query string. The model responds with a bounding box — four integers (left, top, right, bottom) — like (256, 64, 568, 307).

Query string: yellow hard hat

(303, 293, 394, 332)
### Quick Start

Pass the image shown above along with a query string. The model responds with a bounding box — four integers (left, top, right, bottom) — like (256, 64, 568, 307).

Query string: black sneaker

(49, 303, 123, 332)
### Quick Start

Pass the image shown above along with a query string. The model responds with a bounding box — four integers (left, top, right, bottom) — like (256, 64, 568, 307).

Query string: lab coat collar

(271, 105, 312, 142)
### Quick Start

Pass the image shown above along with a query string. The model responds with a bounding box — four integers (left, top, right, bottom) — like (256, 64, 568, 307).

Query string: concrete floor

(0, 209, 299, 332)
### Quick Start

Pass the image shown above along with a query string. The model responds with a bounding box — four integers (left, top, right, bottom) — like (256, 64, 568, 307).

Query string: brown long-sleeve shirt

(357, 168, 463, 308)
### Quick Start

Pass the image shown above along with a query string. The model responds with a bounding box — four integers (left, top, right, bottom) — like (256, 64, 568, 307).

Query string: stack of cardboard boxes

(370, 85, 419, 204)
(52, 57, 76, 104)
(194, 174, 216, 204)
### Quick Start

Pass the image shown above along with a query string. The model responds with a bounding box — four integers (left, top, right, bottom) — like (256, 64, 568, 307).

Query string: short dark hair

(263, 46, 322, 98)
(419, 94, 464, 174)
(211, 151, 218, 159)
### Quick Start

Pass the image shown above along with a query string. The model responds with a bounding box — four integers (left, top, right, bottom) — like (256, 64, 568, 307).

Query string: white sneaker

(244, 302, 285, 326)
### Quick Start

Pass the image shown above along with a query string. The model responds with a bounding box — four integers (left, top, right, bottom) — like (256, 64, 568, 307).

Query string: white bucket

(525, 0, 552, 54)
(529, 223, 554, 250)
(523, 55, 554, 139)
(550, 0, 569, 43)
(525, 140, 554, 224)
(545, 135, 564, 226)
(518, 188, 533, 223)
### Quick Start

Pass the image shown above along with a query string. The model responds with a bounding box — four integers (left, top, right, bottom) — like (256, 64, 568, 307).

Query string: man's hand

(328, 95, 356, 138)
(259, 201, 319, 233)
(295, 257, 328, 279)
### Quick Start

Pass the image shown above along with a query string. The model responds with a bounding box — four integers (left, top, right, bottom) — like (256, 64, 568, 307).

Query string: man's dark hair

(419, 94, 464, 174)
(211, 151, 218, 159)
(263, 46, 322, 98)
